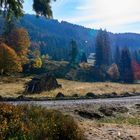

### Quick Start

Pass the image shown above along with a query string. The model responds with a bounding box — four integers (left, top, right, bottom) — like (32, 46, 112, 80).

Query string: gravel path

(6, 96, 140, 108)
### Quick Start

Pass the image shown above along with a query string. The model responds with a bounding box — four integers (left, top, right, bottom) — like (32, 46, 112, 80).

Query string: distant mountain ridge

(0, 14, 140, 60)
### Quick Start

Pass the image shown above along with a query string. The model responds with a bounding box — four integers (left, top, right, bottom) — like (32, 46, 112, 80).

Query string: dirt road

(2, 96, 140, 140)
(6, 96, 140, 108)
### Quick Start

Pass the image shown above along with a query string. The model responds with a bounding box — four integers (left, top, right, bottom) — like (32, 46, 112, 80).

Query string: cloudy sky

(24, 0, 140, 33)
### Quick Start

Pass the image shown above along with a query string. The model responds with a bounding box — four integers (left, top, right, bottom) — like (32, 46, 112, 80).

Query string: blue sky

(23, 0, 140, 33)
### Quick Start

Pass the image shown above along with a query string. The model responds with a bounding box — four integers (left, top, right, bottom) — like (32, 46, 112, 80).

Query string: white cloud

(63, 0, 140, 32)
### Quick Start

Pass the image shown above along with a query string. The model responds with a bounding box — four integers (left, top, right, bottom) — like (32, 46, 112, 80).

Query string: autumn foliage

(8, 28, 30, 64)
(107, 63, 120, 82)
(0, 43, 22, 74)
(0, 104, 84, 140)
(132, 60, 140, 80)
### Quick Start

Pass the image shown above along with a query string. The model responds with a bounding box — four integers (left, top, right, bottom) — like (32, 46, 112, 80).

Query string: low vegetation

(0, 104, 84, 140)
(99, 115, 140, 126)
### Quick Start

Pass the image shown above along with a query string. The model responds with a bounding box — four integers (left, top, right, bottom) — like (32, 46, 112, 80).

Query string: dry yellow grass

(0, 77, 140, 98)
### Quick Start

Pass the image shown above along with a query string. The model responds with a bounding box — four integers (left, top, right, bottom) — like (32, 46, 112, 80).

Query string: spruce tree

(80, 52, 87, 63)
(95, 29, 104, 67)
(114, 46, 121, 66)
(0, 0, 55, 21)
(70, 40, 79, 65)
(95, 29, 112, 67)
(120, 48, 134, 83)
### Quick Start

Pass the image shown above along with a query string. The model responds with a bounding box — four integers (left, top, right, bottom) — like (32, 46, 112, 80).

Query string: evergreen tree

(120, 48, 134, 83)
(70, 40, 79, 65)
(95, 29, 104, 67)
(114, 46, 120, 66)
(95, 29, 112, 67)
(2, 19, 15, 43)
(0, 0, 55, 21)
(80, 52, 87, 63)
(103, 30, 112, 65)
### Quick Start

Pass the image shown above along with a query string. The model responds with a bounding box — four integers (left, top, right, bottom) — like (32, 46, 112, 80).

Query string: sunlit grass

(0, 77, 140, 98)
(98, 115, 140, 126)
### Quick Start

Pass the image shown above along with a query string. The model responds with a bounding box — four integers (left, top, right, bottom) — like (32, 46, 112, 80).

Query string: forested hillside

(0, 14, 140, 60)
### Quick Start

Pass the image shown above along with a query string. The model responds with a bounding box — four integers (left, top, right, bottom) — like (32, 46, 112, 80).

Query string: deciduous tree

(132, 60, 140, 80)
(107, 63, 120, 82)
(8, 28, 30, 64)
(0, 43, 22, 74)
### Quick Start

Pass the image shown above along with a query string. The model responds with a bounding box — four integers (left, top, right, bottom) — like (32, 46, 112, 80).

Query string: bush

(107, 63, 120, 82)
(0, 104, 84, 140)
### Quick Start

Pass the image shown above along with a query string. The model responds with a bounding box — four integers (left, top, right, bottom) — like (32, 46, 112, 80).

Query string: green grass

(98, 115, 140, 126)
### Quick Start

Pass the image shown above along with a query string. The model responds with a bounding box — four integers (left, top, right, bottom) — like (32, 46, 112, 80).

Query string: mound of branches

(25, 73, 61, 94)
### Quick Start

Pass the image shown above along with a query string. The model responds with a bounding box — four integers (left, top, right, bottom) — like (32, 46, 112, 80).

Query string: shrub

(0, 104, 84, 140)
(107, 63, 120, 82)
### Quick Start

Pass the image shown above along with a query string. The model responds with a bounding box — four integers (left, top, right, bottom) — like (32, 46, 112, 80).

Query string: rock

(72, 94, 79, 97)
(99, 106, 114, 116)
(99, 105, 129, 116)
(17, 95, 30, 101)
(17, 95, 25, 100)
(86, 92, 98, 98)
(25, 74, 61, 94)
(56, 92, 65, 98)
(111, 92, 118, 96)
(122, 92, 133, 97)
(77, 110, 103, 119)
(113, 106, 129, 113)
(135, 104, 140, 109)
(0, 95, 3, 101)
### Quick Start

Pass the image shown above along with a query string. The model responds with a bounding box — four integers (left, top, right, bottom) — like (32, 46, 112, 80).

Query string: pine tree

(103, 30, 112, 65)
(0, 43, 22, 74)
(70, 40, 79, 65)
(114, 46, 120, 66)
(0, 0, 55, 21)
(95, 29, 112, 67)
(120, 48, 134, 83)
(95, 29, 104, 67)
(80, 52, 87, 63)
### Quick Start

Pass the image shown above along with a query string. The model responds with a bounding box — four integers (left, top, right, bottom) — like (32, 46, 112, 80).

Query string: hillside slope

(0, 14, 140, 60)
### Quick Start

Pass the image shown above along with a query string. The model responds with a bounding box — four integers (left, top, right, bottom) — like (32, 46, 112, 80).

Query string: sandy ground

(0, 77, 140, 98)
(79, 121, 140, 140)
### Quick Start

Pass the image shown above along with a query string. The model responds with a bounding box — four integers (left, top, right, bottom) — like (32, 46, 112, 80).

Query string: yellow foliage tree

(8, 28, 30, 64)
(33, 57, 42, 68)
(0, 43, 22, 74)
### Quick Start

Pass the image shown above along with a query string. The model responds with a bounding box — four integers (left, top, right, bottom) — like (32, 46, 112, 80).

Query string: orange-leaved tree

(0, 43, 22, 74)
(8, 28, 30, 64)
(132, 60, 140, 80)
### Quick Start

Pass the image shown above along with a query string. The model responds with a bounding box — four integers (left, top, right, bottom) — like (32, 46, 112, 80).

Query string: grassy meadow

(0, 76, 140, 98)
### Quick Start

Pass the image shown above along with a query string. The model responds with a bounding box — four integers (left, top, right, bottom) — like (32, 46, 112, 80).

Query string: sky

(23, 0, 140, 33)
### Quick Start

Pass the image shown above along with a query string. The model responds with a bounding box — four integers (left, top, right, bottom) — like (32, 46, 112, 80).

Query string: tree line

(95, 29, 140, 83)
